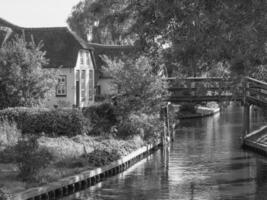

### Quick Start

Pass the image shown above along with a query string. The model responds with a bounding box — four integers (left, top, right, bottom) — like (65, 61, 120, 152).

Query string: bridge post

(166, 102, 175, 141)
(160, 106, 168, 146)
(243, 103, 250, 139)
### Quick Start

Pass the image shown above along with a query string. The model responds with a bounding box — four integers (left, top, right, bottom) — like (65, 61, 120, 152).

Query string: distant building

(89, 43, 137, 100)
(0, 18, 137, 108)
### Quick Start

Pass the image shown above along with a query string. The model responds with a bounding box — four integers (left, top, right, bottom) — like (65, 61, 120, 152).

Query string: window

(81, 70, 86, 102)
(80, 51, 84, 65)
(56, 75, 67, 96)
(89, 69, 94, 101)
(86, 52, 90, 65)
(76, 70, 80, 81)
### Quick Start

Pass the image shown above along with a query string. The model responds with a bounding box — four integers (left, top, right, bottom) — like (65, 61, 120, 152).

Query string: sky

(0, 0, 82, 27)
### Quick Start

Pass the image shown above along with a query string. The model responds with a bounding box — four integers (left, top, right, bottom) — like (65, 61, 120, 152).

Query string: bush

(82, 103, 117, 135)
(0, 146, 17, 163)
(14, 137, 53, 181)
(116, 120, 139, 139)
(0, 107, 91, 137)
(0, 118, 21, 148)
(86, 149, 120, 167)
(116, 113, 162, 141)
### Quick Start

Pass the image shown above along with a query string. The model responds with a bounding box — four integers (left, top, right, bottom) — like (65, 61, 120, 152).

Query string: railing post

(243, 77, 247, 104)
(242, 77, 250, 140)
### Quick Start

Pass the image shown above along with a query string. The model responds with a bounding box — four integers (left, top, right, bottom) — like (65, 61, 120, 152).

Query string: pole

(243, 103, 250, 139)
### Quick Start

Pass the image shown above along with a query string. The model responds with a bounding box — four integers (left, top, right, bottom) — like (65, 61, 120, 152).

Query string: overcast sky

(0, 0, 82, 27)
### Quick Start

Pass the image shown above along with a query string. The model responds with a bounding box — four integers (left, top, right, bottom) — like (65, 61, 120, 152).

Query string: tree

(67, 0, 132, 44)
(68, 0, 267, 77)
(102, 55, 167, 139)
(0, 36, 57, 109)
(102, 55, 166, 117)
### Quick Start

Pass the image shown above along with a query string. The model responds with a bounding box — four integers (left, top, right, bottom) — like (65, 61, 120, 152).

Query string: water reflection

(64, 105, 267, 200)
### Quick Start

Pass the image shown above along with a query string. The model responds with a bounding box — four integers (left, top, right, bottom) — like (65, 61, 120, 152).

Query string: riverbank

(13, 141, 161, 200)
(243, 125, 267, 155)
(0, 135, 147, 195)
(0, 104, 164, 197)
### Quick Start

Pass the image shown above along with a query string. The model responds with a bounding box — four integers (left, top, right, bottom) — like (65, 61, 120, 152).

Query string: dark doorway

(76, 81, 80, 107)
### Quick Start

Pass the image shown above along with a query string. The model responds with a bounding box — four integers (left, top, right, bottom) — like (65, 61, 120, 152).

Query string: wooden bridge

(163, 76, 267, 139)
(164, 76, 267, 106)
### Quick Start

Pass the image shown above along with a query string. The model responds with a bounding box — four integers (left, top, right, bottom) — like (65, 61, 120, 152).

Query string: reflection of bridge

(163, 76, 267, 139)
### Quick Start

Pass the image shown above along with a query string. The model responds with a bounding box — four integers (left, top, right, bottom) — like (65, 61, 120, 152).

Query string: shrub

(0, 107, 91, 137)
(87, 148, 120, 167)
(0, 118, 21, 148)
(82, 103, 117, 135)
(116, 120, 139, 139)
(116, 113, 162, 141)
(15, 137, 53, 181)
(0, 146, 17, 163)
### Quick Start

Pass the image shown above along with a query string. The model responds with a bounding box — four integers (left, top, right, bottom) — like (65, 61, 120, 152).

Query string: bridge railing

(245, 77, 267, 107)
(163, 76, 267, 106)
(163, 77, 242, 103)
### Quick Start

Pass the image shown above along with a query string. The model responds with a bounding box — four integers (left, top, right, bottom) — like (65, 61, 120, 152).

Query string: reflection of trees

(255, 159, 267, 199)
(250, 107, 267, 130)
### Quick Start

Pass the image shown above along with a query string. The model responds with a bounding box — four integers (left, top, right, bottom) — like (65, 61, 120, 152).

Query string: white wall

(74, 49, 95, 108)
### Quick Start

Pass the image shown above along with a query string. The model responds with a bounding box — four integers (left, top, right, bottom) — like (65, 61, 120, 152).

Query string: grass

(26, 135, 144, 186)
(0, 134, 145, 192)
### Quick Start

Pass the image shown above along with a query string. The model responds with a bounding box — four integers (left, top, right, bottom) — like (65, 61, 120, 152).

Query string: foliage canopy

(0, 36, 57, 109)
(68, 0, 267, 77)
(102, 55, 167, 117)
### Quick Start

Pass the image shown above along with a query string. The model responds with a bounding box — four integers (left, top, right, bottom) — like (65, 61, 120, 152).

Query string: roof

(88, 43, 138, 78)
(0, 18, 92, 68)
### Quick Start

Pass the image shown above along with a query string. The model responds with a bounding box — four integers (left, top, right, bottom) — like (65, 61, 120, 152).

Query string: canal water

(65, 104, 267, 200)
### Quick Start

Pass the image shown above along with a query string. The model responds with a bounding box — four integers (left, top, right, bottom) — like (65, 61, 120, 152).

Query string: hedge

(0, 107, 91, 137)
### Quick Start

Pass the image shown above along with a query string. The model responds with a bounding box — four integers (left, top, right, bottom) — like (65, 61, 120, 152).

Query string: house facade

(0, 18, 95, 108)
(45, 49, 95, 108)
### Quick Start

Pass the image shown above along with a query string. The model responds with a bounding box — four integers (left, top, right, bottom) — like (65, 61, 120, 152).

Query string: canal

(65, 104, 267, 200)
